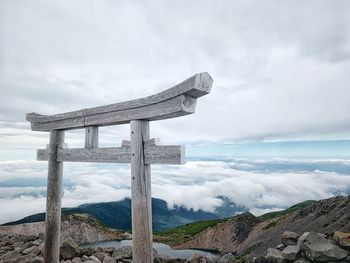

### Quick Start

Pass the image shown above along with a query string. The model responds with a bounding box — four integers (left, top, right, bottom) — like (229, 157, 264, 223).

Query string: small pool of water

(85, 240, 216, 259)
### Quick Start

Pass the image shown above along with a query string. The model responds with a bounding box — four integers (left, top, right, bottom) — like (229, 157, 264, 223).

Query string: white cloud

(1, 1, 350, 223)
(1, 159, 349, 224)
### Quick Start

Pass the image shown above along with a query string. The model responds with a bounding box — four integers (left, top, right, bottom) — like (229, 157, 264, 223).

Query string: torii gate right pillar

(130, 120, 153, 262)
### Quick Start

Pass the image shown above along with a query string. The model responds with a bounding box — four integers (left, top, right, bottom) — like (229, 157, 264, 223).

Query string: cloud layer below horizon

(1, 158, 349, 224)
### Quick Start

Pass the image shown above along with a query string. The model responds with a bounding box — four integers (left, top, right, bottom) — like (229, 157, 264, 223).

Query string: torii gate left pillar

(26, 72, 213, 263)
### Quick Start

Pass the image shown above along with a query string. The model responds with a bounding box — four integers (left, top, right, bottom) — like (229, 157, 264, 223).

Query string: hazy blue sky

(0, 1, 350, 223)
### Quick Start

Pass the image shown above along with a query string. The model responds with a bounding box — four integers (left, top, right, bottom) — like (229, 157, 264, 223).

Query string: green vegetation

(262, 220, 278, 230)
(257, 200, 316, 222)
(155, 218, 227, 245)
(156, 200, 316, 246)
(3, 198, 220, 231)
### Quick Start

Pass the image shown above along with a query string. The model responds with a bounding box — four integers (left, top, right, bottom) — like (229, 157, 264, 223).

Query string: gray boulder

(102, 255, 116, 263)
(297, 232, 310, 247)
(111, 245, 132, 259)
(294, 259, 311, 263)
(79, 247, 95, 257)
(72, 257, 82, 263)
(281, 231, 299, 246)
(275, 244, 285, 251)
(252, 256, 268, 263)
(30, 256, 44, 263)
(300, 231, 349, 262)
(281, 245, 300, 261)
(22, 245, 40, 256)
(164, 258, 186, 263)
(93, 251, 106, 262)
(218, 253, 235, 263)
(189, 253, 206, 263)
(89, 255, 102, 263)
(60, 237, 80, 260)
(266, 248, 286, 263)
(206, 255, 220, 263)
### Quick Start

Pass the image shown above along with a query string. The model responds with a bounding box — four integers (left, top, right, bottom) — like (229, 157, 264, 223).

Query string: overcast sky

(1, 0, 350, 154)
(1, 1, 350, 223)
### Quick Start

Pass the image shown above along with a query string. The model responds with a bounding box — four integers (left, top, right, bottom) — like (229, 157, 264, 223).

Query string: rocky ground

(0, 230, 350, 262)
(1, 196, 350, 262)
(262, 230, 350, 263)
(0, 233, 233, 263)
(0, 214, 129, 246)
(175, 196, 350, 259)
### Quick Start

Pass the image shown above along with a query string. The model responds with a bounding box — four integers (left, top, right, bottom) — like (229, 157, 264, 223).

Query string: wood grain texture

(85, 126, 98, 148)
(37, 144, 184, 164)
(29, 95, 196, 131)
(43, 130, 64, 263)
(121, 138, 160, 147)
(130, 120, 153, 263)
(26, 72, 213, 125)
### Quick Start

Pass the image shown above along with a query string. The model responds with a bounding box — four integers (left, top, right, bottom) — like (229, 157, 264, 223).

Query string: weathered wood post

(130, 120, 153, 262)
(26, 72, 213, 263)
(44, 130, 64, 263)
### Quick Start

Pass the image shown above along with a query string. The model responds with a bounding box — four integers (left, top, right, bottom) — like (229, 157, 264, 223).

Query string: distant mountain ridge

(3, 197, 245, 231)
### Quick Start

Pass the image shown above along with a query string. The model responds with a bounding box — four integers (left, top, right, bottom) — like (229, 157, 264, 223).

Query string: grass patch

(155, 218, 227, 245)
(257, 200, 316, 222)
(262, 220, 277, 230)
(156, 219, 226, 237)
(236, 243, 260, 263)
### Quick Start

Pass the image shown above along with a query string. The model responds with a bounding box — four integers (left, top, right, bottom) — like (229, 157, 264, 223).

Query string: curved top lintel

(26, 72, 213, 131)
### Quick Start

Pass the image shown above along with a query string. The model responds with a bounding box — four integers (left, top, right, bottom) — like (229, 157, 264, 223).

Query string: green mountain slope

(3, 197, 245, 231)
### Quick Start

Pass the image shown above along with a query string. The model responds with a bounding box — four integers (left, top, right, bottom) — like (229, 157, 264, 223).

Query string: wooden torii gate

(26, 72, 213, 263)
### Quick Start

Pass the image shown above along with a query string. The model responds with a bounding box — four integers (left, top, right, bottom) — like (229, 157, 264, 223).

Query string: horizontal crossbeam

(37, 145, 185, 165)
(26, 72, 213, 131)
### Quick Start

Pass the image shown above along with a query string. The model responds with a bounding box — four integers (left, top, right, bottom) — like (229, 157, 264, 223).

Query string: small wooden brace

(85, 126, 98, 148)
(38, 139, 184, 165)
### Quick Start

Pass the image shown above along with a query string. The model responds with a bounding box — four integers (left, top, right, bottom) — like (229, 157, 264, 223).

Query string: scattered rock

(217, 253, 236, 263)
(102, 254, 116, 263)
(281, 231, 299, 246)
(72, 257, 82, 263)
(60, 237, 80, 260)
(111, 245, 132, 259)
(252, 256, 268, 263)
(266, 248, 285, 263)
(93, 251, 106, 262)
(297, 232, 310, 247)
(206, 255, 219, 263)
(82, 255, 90, 261)
(189, 253, 206, 262)
(333, 231, 350, 249)
(281, 245, 299, 261)
(300, 231, 349, 262)
(275, 244, 284, 251)
(38, 232, 45, 240)
(22, 245, 40, 255)
(30, 256, 44, 263)
(103, 247, 115, 254)
(79, 247, 95, 257)
(293, 259, 311, 263)
(88, 255, 101, 263)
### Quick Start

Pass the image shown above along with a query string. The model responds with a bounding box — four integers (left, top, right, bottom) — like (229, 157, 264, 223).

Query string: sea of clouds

(0, 158, 349, 224)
